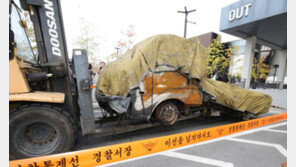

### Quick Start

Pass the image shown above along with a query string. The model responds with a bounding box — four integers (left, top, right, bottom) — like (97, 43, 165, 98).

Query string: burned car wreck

(95, 34, 272, 127)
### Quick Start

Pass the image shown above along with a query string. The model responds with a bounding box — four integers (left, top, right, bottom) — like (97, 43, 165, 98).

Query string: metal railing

(229, 78, 287, 89)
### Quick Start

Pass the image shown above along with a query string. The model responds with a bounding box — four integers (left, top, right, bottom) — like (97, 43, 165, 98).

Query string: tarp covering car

(96, 34, 272, 115)
(201, 78, 272, 115)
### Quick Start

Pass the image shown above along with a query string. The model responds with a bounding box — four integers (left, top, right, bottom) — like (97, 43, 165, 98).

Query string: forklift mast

(19, 0, 96, 134)
(19, 0, 78, 119)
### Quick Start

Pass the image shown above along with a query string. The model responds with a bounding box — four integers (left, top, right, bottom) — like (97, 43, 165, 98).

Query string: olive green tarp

(96, 34, 272, 115)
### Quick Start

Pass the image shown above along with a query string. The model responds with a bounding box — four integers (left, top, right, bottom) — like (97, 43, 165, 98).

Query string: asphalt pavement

(103, 121, 287, 167)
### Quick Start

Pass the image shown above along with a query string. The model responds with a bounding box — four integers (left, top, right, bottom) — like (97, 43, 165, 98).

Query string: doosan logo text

(44, 0, 61, 57)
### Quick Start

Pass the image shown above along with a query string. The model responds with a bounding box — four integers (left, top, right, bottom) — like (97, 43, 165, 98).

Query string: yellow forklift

(10, 0, 268, 161)
(9, 0, 94, 160)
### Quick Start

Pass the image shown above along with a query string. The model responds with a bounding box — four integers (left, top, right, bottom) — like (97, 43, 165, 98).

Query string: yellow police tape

(10, 113, 287, 167)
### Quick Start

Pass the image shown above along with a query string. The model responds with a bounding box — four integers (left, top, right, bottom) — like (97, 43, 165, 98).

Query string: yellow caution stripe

(10, 113, 287, 167)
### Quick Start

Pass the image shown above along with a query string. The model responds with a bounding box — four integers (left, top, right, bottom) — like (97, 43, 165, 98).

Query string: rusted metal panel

(135, 69, 203, 118)
(184, 81, 203, 105)
(142, 71, 188, 98)
(142, 71, 202, 104)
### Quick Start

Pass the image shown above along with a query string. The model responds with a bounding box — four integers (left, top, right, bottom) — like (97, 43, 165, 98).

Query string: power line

(177, 6, 196, 38)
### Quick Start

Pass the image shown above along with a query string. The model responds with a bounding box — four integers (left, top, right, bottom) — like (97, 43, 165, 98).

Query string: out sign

(228, 3, 251, 21)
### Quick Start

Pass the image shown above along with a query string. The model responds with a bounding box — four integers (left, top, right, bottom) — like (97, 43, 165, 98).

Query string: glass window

(241, 46, 245, 54)
(10, 4, 36, 63)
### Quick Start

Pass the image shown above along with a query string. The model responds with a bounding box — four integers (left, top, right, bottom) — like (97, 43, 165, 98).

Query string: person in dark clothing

(97, 61, 106, 74)
(89, 64, 96, 85)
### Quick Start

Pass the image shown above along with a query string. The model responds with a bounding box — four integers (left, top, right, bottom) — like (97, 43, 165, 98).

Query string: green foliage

(251, 57, 271, 81)
(230, 73, 241, 81)
(74, 18, 100, 66)
(206, 36, 233, 79)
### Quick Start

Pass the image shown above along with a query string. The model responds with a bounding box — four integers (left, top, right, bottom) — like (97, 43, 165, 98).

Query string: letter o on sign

(228, 9, 235, 21)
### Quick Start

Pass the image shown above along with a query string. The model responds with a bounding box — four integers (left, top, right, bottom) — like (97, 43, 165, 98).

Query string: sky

(60, 0, 241, 63)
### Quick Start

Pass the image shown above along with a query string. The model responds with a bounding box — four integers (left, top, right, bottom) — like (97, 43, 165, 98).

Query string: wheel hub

(163, 106, 176, 122)
(26, 123, 57, 145)
(156, 103, 179, 126)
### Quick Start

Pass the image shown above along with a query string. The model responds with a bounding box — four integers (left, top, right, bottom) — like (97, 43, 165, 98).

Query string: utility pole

(178, 6, 196, 38)
(115, 47, 120, 60)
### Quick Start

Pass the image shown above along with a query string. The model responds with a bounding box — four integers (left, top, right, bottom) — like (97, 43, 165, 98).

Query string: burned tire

(156, 102, 179, 126)
(9, 104, 76, 160)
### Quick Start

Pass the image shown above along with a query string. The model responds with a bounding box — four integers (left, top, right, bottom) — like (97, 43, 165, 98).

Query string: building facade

(220, 0, 287, 89)
(197, 32, 219, 48)
(227, 40, 287, 88)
